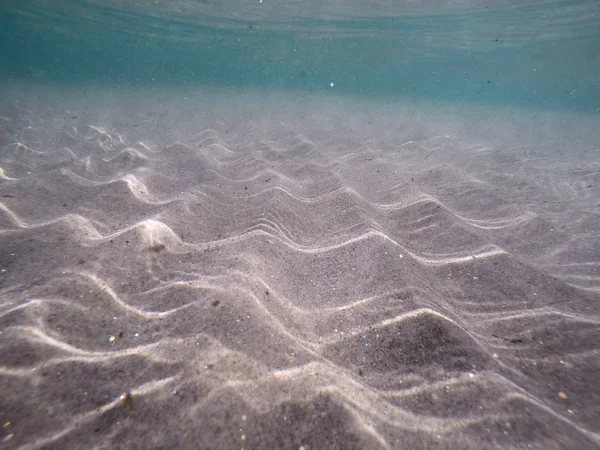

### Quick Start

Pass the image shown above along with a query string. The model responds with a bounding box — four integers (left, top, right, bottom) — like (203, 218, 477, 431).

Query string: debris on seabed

(120, 392, 133, 410)
(558, 391, 568, 399)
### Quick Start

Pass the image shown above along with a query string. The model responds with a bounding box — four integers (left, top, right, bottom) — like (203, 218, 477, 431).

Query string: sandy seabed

(1, 83, 600, 449)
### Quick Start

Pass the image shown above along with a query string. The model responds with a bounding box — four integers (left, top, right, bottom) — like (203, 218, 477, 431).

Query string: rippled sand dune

(1, 86, 599, 449)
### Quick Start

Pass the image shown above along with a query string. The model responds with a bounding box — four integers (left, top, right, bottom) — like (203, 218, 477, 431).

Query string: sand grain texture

(1, 90, 599, 449)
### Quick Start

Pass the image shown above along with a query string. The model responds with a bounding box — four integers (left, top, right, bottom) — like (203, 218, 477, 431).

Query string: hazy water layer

(1, 0, 599, 112)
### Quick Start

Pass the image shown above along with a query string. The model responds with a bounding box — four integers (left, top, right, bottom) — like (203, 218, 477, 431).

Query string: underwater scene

(1, 0, 599, 448)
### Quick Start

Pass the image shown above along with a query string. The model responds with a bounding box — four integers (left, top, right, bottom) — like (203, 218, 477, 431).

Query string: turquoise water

(1, 0, 599, 112)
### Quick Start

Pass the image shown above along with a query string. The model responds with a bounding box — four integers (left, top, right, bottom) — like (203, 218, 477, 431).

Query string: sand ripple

(1, 99, 599, 449)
